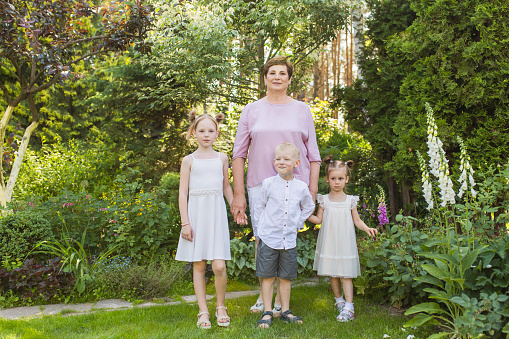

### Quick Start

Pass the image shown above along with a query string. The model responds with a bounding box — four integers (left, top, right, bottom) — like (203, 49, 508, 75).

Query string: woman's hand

(231, 193, 248, 225)
(181, 225, 193, 242)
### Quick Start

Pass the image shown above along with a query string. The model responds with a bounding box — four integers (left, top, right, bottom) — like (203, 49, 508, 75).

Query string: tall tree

(0, 0, 152, 207)
(334, 0, 417, 216)
(211, 0, 350, 101)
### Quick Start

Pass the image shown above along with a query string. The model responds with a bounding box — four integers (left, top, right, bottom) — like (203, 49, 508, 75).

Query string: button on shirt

(254, 175, 316, 250)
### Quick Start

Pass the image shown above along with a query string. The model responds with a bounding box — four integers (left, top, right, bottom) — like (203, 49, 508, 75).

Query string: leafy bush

(90, 257, 188, 300)
(0, 210, 53, 263)
(14, 140, 122, 201)
(33, 225, 120, 294)
(227, 238, 256, 281)
(0, 257, 75, 301)
(26, 168, 181, 262)
(157, 171, 180, 207)
(227, 234, 318, 282)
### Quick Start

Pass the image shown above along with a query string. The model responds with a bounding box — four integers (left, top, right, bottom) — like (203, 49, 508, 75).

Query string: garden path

(0, 280, 319, 320)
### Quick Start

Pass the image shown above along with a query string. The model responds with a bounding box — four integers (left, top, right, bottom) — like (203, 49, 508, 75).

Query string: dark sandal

(279, 309, 303, 324)
(257, 311, 273, 328)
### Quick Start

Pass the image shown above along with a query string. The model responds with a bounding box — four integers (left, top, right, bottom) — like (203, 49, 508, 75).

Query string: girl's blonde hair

(323, 155, 354, 178)
(186, 109, 225, 140)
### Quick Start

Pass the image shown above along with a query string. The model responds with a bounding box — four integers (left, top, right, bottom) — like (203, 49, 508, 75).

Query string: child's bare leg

(254, 237, 264, 306)
(258, 277, 275, 328)
(212, 259, 228, 320)
(331, 277, 342, 298)
(340, 278, 354, 303)
(279, 278, 302, 323)
(274, 279, 281, 305)
(193, 261, 210, 324)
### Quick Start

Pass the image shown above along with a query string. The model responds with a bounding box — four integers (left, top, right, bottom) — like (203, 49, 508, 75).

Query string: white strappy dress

(313, 194, 361, 278)
(175, 153, 231, 262)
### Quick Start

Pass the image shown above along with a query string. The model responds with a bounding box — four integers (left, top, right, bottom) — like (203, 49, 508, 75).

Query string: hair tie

(345, 162, 348, 165)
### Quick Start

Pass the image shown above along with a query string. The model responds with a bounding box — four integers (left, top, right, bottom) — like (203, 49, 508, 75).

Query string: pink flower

(86, 195, 89, 199)
(28, 202, 32, 206)
(378, 202, 389, 226)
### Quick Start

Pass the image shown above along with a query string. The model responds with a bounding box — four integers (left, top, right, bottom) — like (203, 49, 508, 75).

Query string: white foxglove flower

(457, 136, 477, 198)
(417, 151, 434, 210)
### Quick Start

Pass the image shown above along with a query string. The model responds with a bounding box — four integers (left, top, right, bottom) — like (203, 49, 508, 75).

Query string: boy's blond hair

(275, 142, 300, 160)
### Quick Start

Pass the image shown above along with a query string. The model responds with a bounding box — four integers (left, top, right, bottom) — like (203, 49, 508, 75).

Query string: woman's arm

(307, 205, 324, 224)
(352, 208, 378, 237)
(231, 157, 247, 224)
(308, 161, 320, 202)
(178, 156, 193, 241)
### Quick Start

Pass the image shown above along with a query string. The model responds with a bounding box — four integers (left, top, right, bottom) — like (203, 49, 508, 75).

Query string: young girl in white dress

(175, 111, 244, 329)
(307, 156, 378, 322)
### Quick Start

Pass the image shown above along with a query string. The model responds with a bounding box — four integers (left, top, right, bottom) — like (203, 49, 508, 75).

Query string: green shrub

(227, 233, 318, 282)
(157, 172, 180, 206)
(14, 140, 122, 201)
(26, 167, 181, 262)
(0, 210, 53, 262)
(90, 257, 188, 300)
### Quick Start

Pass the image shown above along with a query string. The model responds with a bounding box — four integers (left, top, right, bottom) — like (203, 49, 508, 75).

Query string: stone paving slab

(0, 280, 317, 320)
(92, 299, 133, 310)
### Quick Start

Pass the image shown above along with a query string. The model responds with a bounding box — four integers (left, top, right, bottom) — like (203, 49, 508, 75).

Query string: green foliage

(226, 238, 256, 281)
(104, 169, 179, 261)
(14, 140, 122, 201)
(90, 257, 189, 301)
(157, 172, 180, 207)
(0, 210, 53, 263)
(336, 0, 509, 216)
(26, 167, 181, 262)
(33, 223, 120, 294)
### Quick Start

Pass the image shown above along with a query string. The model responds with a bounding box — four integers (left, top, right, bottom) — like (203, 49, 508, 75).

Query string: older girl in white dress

(176, 111, 245, 329)
(307, 156, 378, 322)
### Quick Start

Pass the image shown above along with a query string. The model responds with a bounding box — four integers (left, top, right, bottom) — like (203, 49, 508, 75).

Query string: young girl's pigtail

(345, 160, 354, 169)
(186, 110, 224, 140)
(215, 113, 225, 124)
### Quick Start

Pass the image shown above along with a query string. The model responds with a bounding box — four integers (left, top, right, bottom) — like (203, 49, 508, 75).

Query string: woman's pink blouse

(232, 99, 321, 188)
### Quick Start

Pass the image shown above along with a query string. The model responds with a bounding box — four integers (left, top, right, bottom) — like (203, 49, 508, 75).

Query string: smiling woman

(230, 56, 321, 317)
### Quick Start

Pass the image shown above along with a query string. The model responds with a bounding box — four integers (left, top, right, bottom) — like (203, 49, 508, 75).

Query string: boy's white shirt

(253, 174, 315, 250)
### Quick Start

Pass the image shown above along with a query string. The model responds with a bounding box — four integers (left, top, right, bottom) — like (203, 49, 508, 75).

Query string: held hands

(231, 194, 249, 225)
(181, 224, 193, 242)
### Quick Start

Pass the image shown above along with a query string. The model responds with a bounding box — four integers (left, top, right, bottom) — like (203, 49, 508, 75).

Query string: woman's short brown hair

(262, 56, 293, 79)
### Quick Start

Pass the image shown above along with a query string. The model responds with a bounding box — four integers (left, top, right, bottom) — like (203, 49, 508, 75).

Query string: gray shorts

(256, 239, 298, 280)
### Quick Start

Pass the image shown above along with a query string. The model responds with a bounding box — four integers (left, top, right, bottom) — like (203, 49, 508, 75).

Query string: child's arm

(307, 206, 324, 224)
(222, 153, 247, 225)
(179, 155, 193, 241)
(351, 208, 378, 237)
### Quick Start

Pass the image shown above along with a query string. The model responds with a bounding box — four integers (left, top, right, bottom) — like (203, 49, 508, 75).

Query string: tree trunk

(386, 176, 399, 221)
(352, 5, 364, 80)
(4, 121, 39, 205)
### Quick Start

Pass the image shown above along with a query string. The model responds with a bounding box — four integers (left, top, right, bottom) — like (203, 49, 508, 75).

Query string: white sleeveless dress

(175, 153, 231, 262)
(313, 194, 361, 278)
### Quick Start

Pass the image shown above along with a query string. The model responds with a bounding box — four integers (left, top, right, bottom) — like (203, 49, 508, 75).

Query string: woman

(231, 56, 321, 319)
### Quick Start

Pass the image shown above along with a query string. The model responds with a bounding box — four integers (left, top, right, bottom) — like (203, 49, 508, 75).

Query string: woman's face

(264, 65, 291, 94)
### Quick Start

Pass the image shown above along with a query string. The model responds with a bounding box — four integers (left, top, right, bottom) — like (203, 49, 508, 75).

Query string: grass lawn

(0, 283, 434, 338)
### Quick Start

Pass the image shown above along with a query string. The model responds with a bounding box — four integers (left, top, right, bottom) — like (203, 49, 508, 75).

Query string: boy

(253, 142, 316, 328)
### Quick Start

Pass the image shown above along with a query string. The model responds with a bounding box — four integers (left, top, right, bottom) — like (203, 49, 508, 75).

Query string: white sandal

(196, 311, 211, 329)
(215, 306, 230, 327)
(272, 303, 282, 317)
(250, 300, 264, 313)
(337, 308, 355, 322)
